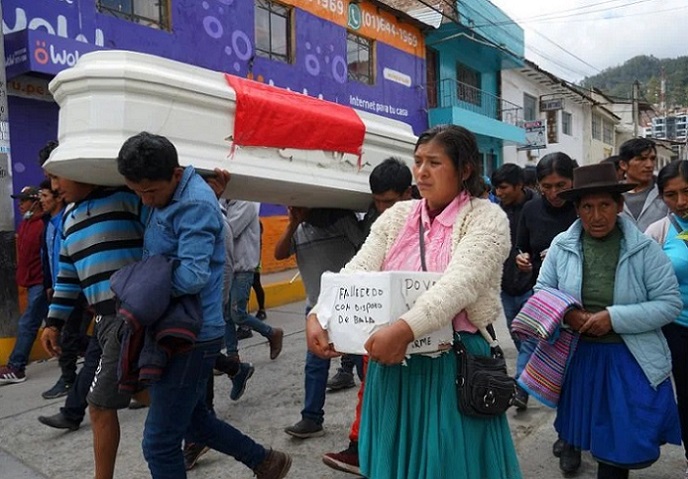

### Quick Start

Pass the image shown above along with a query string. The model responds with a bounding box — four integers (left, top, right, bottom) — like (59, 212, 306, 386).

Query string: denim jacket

(535, 216, 681, 387)
(142, 166, 225, 342)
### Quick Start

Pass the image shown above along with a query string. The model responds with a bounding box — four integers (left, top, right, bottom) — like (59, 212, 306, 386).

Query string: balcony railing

(427, 78, 524, 128)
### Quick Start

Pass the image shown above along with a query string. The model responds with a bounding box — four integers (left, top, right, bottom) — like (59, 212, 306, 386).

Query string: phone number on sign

(360, 11, 419, 47)
(309, 0, 345, 15)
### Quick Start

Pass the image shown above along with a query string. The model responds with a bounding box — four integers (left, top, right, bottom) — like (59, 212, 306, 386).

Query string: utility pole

(0, 0, 19, 335)
(632, 80, 640, 138)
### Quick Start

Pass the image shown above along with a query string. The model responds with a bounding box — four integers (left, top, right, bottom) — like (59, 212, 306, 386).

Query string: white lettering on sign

(349, 95, 409, 118)
(3, 7, 105, 46)
(33, 41, 84, 68)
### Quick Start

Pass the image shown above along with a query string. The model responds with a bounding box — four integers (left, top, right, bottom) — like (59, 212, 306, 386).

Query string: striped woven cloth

(512, 287, 581, 408)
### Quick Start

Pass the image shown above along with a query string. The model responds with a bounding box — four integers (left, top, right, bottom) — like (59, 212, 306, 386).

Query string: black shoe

(512, 385, 529, 411)
(237, 327, 253, 340)
(559, 444, 581, 474)
(256, 310, 267, 320)
(284, 418, 325, 439)
(327, 369, 355, 391)
(38, 412, 80, 431)
(230, 362, 255, 401)
(183, 442, 209, 471)
(553, 438, 566, 458)
(42, 378, 72, 400)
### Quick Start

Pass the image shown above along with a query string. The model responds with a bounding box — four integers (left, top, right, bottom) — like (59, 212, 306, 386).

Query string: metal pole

(0, 0, 20, 336)
(632, 80, 640, 138)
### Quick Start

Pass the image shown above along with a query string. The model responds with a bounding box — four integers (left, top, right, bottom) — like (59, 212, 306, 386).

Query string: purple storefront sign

(3, 0, 426, 133)
(5, 29, 102, 79)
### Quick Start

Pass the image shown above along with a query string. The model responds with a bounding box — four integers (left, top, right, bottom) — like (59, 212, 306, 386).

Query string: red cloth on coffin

(224, 74, 365, 157)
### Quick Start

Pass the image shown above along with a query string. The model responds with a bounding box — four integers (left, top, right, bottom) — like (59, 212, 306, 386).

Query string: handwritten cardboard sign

(316, 271, 454, 355)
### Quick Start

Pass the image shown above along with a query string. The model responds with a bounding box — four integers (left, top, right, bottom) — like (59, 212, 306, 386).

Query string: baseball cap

(10, 186, 40, 201)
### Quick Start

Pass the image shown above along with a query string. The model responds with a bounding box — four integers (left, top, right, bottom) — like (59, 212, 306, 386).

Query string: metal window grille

(255, 0, 292, 63)
(347, 32, 374, 85)
(97, 0, 169, 30)
(456, 63, 481, 106)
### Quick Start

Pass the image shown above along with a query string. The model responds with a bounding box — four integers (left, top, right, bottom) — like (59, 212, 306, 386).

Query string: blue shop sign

(5, 29, 103, 79)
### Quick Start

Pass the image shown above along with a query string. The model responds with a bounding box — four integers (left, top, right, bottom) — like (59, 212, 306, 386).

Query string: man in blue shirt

(118, 132, 291, 479)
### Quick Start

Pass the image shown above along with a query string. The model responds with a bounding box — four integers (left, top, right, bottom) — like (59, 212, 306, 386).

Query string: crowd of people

(1, 128, 687, 479)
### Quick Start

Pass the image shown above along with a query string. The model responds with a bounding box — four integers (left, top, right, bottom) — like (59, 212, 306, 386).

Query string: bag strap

(419, 217, 428, 272)
(668, 214, 688, 248)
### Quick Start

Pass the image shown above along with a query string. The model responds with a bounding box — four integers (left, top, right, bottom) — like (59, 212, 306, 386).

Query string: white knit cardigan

(312, 198, 511, 339)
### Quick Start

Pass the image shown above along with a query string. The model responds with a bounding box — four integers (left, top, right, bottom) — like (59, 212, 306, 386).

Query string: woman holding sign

(307, 125, 521, 479)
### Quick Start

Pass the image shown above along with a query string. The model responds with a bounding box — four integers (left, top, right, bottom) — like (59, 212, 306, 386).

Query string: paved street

(0, 301, 684, 478)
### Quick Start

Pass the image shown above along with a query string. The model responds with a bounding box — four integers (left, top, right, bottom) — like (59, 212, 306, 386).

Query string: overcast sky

(488, 0, 688, 83)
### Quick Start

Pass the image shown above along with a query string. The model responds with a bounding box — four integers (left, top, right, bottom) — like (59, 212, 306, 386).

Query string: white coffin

(316, 271, 454, 355)
(44, 50, 418, 210)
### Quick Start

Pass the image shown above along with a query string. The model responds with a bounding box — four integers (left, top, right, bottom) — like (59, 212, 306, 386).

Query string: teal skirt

(359, 333, 522, 479)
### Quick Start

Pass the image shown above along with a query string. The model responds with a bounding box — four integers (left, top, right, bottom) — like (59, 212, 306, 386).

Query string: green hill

(581, 55, 688, 107)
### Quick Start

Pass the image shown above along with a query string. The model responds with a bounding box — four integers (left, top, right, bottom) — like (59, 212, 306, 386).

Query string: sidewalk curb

(248, 277, 306, 311)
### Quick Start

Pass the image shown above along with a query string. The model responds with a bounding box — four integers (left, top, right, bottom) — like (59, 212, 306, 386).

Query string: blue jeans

(501, 290, 536, 379)
(303, 351, 330, 425)
(9, 284, 48, 371)
(227, 272, 273, 354)
(143, 337, 266, 478)
(224, 301, 239, 356)
(340, 354, 365, 381)
(301, 305, 329, 425)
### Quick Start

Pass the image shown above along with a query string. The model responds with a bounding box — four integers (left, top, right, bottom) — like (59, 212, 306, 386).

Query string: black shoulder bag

(419, 218, 515, 418)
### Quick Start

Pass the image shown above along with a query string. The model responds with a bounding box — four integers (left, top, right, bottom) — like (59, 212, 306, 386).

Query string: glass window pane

(272, 16, 287, 56)
(101, 0, 132, 13)
(255, 1, 291, 62)
(134, 0, 157, 19)
(347, 33, 372, 84)
(255, 8, 270, 53)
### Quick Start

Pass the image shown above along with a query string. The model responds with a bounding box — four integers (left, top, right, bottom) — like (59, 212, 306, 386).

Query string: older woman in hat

(535, 162, 682, 479)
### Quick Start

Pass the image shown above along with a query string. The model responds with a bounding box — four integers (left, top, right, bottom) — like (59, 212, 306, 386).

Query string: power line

(457, 0, 601, 79)
(476, 0, 659, 27)
(526, 4, 688, 24)
(529, 29, 602, 74)
(510, 0, 644, 22)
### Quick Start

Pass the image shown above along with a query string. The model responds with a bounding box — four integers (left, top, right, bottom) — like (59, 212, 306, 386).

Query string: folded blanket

(512, 287, 581, 408)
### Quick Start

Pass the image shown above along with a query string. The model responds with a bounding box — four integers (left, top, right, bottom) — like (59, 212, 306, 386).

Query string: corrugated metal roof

(407, 3, 443, 28)
(372, 0, 445, 29)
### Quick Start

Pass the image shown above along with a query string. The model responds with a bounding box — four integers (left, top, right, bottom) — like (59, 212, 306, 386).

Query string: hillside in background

(581, 55, 688, 108)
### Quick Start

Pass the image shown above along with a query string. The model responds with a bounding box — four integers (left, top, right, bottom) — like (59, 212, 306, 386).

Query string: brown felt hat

(557, 163, 636, 201)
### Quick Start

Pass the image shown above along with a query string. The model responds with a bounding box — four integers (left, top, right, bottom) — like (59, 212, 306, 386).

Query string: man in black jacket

(492, 163, 536, 410)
